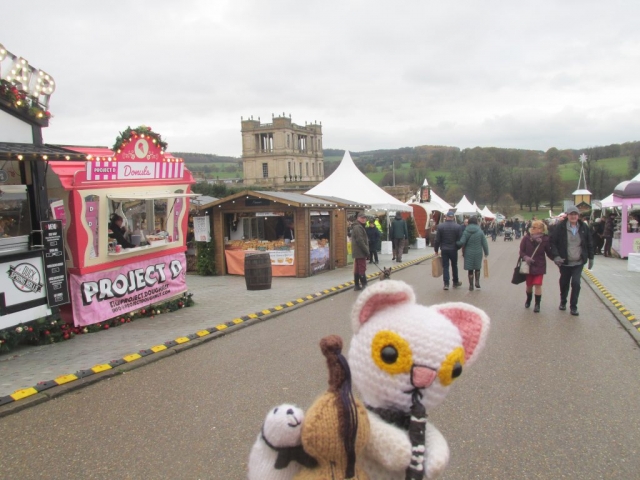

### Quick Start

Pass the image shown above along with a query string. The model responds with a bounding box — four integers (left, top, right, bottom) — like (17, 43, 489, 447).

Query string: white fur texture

(348, 280, 490, 479)
(248, 404, 305, 480)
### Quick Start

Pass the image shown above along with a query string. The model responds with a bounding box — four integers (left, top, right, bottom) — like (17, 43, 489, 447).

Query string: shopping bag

(432, 256, 443, 278)
(511, 258, 527, 285)
(483, 258, 489, 278)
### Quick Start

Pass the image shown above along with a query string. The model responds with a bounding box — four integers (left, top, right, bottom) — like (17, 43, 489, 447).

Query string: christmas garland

(0, 292, 194, 354)
(112, 125, 168, 153)
(0, 79, 51, 122)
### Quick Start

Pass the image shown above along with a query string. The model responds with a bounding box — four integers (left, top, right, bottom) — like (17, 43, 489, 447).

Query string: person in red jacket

(519, 220, 554, 312)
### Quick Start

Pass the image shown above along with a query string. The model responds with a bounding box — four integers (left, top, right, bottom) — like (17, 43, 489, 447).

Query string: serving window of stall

(0, 185, 31, 254)
(310, 211, 330, 275)
(105, 191, 194, 254)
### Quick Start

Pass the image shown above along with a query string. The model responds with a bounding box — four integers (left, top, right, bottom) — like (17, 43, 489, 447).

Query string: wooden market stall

(200, 191, 341, 278)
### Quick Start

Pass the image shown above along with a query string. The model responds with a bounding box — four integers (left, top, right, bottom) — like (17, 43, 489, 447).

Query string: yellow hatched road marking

(197, 330, 210, 336)
(216, 324, 228, 330)
(286, 302, 294, 306)
(297, 299, 304, 303)
(262, 309, 272, 315)
(91, 364, 112, 373)
(123, 354, 142, 362)
(151, 345, 167, 353)
(232, 319, 243, 324)
(306, 295, 314, 299)
(175, 337, 190, 344)
(274, 306, 283, 311)
(10, 387, 38, 400)
(248, 313, 258, 319)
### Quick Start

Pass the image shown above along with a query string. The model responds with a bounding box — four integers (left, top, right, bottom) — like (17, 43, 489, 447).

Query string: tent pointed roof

(481, 205, 495, 218)
(454, 195, 477, 214)
(422, 178, 429, 186)
(307, 151, 411, 212)
(472, 201, 481, 213)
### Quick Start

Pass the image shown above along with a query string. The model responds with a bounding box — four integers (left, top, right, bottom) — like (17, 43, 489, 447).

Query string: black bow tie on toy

(261, 426, 318, 470)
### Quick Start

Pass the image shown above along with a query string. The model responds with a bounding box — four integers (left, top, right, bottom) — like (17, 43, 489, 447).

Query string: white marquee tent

(480, 206, 495, 218)
(454, 195, 478, 215)
(307, 151, 411, 212)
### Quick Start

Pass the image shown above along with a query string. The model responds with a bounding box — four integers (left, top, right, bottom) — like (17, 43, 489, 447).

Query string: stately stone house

(241, 114, 324, 186)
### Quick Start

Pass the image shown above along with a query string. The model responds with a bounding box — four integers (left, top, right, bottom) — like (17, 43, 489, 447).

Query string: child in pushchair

(504, 227, 514, 241)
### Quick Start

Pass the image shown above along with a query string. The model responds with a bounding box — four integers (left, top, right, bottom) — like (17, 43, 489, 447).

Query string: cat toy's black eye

(381, 345, 398, 364)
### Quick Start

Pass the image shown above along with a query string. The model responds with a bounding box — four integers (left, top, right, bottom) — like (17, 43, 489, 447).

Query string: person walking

(519, 220, 554, 312)
(602, 213, 615, 257)
(390, 212, 409, 262)
(456, 216, 489, 291)
(351, 212, 370, 291)
(592, 218, 604, 255)
(365, 219, 380, 264)
(434, 210, 463, 290)
(550, 206, 595, 316)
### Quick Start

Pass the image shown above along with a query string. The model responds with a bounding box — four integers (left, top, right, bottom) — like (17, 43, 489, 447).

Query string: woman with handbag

(456, 216, 489, 291)
(519, 220, 554, 312)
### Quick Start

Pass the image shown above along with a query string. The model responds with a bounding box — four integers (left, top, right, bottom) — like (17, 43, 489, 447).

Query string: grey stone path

(0, 248, 429, 397)
(1, 246, 638, 399)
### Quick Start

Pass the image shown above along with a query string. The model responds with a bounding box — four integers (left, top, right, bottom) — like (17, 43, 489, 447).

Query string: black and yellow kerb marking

(0, 255, 434, 409)
(583, 268, 639, 332)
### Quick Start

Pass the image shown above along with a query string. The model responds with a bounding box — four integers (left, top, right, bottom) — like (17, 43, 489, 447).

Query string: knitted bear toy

(348, 280, 490, 479)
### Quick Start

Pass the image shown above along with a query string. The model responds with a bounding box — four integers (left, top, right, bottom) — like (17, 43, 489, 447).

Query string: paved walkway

(1, 246, 638, 404)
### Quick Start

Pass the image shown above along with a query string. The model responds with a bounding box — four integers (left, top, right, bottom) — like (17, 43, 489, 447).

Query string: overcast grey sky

(2, 0, 639, 157)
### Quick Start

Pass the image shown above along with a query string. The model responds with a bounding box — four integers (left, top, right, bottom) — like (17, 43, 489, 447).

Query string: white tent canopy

(454, 195, 478, 214)
(307, 151, 411, 212)
(472, 201, 482, 213)
(600, 193, 622, 208)
(480, 206, 495, 218)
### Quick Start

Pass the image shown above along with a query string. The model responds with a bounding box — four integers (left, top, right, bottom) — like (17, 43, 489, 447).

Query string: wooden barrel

(244, 253, 272, 290)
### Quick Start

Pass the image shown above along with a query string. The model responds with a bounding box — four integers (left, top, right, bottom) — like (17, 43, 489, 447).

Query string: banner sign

(310, 246, 330, 275)
(85, 135, 184, 182)
(41, 220, 70, 307)
(69, 252, 187, 326)
(268, 250, 294, 266)
(193, 216, 210, 242)
(245, 198, 270, 207)
(0, 253, 50, 330)
(86, 160, 185, 182)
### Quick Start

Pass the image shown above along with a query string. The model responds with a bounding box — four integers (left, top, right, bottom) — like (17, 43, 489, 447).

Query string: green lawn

(558, 156, 629, 181)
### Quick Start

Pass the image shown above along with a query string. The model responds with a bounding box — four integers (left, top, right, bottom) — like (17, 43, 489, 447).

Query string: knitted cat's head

(348, 280, 490, 412)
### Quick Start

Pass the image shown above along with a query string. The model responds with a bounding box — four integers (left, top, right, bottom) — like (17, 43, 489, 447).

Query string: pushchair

(504, 227, 513, 241)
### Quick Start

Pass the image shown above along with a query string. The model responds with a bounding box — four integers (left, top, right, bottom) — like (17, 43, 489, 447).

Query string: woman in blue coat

(519, 220, 554, 312)
(456, 216, 489, 291)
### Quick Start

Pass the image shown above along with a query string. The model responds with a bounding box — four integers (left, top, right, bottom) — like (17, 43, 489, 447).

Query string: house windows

(262, 163, 268, 178)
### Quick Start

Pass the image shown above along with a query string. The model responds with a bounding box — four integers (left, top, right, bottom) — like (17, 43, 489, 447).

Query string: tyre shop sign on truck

(69, 253, 187, 326)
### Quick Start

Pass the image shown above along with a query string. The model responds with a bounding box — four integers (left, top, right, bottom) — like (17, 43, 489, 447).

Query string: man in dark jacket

(390, 212, 409, 262)
(365, 219, 380, 264)
(434, 210, 462, 290)
(351, 212, 370, 291)
(550, 206, 595, 316)
(602, 213, 615, 257)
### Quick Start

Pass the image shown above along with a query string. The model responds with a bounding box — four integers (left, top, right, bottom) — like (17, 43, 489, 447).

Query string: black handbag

(511, 258, 527, 285)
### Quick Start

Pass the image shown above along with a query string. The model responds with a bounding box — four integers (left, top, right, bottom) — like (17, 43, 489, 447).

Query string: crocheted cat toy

(348, 280, 490, 480)
(248, 404, 317, 480)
